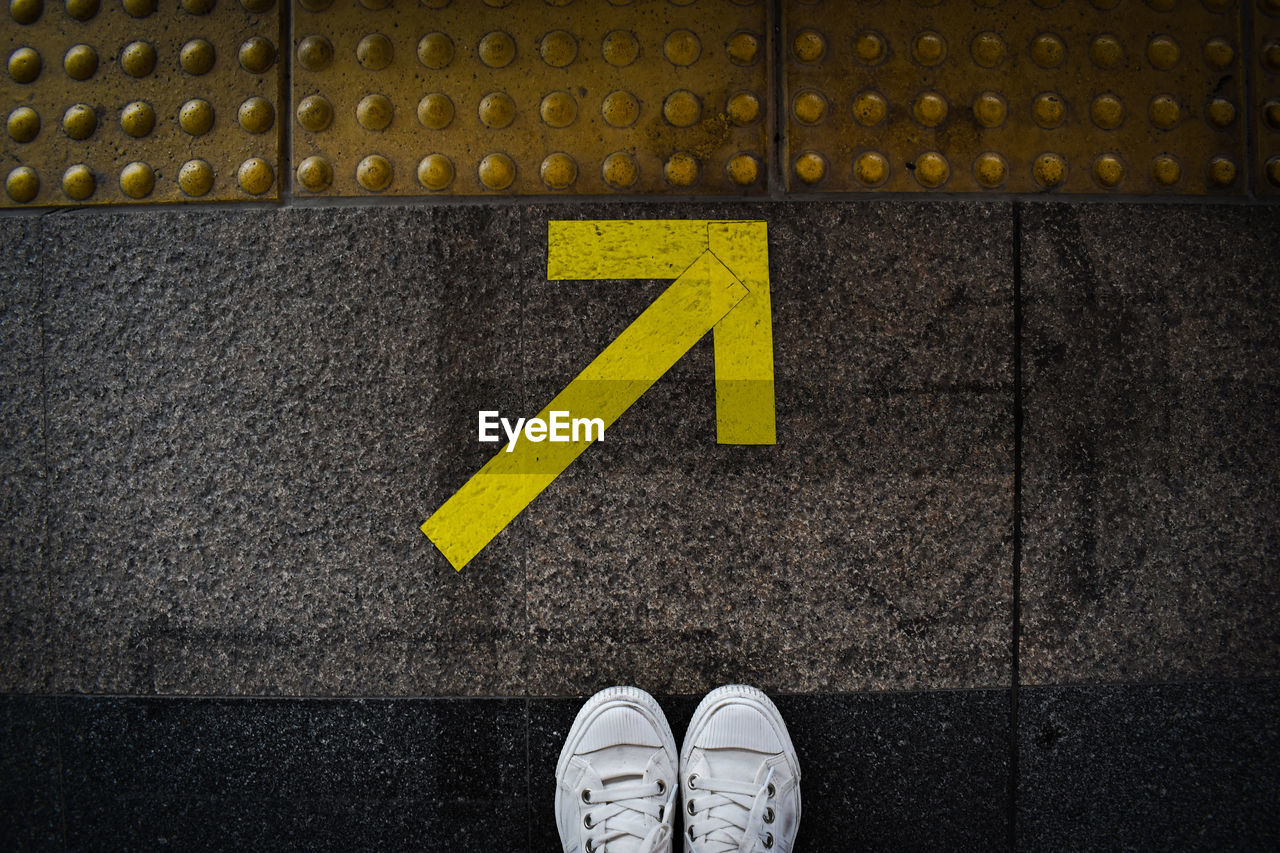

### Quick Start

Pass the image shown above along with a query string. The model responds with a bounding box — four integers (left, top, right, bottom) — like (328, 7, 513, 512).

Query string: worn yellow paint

(547, 219, 776, 443)
(423, 219, 776, 570)
(423, 248, 749, 571)
(709, 221, 775, 445)
(547, 220, 710, 280)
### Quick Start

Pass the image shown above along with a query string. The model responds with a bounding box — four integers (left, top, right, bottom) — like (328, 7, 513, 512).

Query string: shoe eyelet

(688, 826, 695, 840)
(766, 782, 775, 798)
(659, 805, 665, 820)
(581, 788, 592, 803)
(763, 831, 774, 848)
(688, 774, 698, 790)
(585, 840, 595, 853)
(583, 814, 594, 829)
(656, 779, 665, 794)
(687, 799, 696, 816)
(764, 806, 774, 824)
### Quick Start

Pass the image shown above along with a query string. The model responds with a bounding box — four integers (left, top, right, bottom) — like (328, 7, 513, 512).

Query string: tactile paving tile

(290, 0, 770, 197)
(1256, 0, 1280, 195)
(783, 0, 1247, 195)
(3, 0, 282, 207)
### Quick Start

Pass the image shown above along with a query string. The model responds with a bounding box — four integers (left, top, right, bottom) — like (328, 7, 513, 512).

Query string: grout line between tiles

(52, 696, 69, 853)
(522, 217, 533, 850)
(772, 0, 785, 197)
(12, 676, 1279, 703)
(4, 194, 1278, 219)
(521, 217, 531, 703)
(525, 697, 533, 852)
(1008, 201, 1025, 853)
(33, 212, 71, 851)
(279, 0, 293, 207)
(35, 210, 56, 696)
(1243, 0, 1259, 200)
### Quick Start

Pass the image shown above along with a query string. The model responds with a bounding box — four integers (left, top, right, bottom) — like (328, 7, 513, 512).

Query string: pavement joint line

(1008, 198, 1024, 853)
(278, 0, 293, 208)
(2, 192, 1279, 218)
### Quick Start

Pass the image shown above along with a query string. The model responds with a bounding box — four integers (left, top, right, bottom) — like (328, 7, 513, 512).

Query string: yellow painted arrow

(422, 220, 774, 571)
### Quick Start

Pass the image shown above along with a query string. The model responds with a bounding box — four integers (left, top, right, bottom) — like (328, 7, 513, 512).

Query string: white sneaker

(556, 686, 679, 853)
(679, 685, 801, 853)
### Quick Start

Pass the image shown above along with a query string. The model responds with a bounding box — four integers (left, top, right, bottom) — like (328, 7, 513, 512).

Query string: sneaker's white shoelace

(686, 767, 776, 853)
(582, 778, 667, 852)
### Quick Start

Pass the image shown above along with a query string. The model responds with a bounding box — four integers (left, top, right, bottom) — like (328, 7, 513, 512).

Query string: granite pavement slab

(42, 209, 526, 695)
(1020, 204, 1280, 684)
(520, 203, 1014, 695)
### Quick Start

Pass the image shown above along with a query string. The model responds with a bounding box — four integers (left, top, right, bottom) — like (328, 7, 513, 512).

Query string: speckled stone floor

(2, 203, 1277, 850)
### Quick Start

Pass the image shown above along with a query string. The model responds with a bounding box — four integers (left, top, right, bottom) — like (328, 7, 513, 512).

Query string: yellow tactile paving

(6, 0, 1279, 205)
(1256, 0, 1280, 195)
(3, 0, 282, 207)
(783, 0, 1248, 195)
(290, 0, 770, 197)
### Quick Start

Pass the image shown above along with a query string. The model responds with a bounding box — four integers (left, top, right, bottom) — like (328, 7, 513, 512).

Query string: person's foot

(556, 686, 679, 853)
(679, 685, 801, 853)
